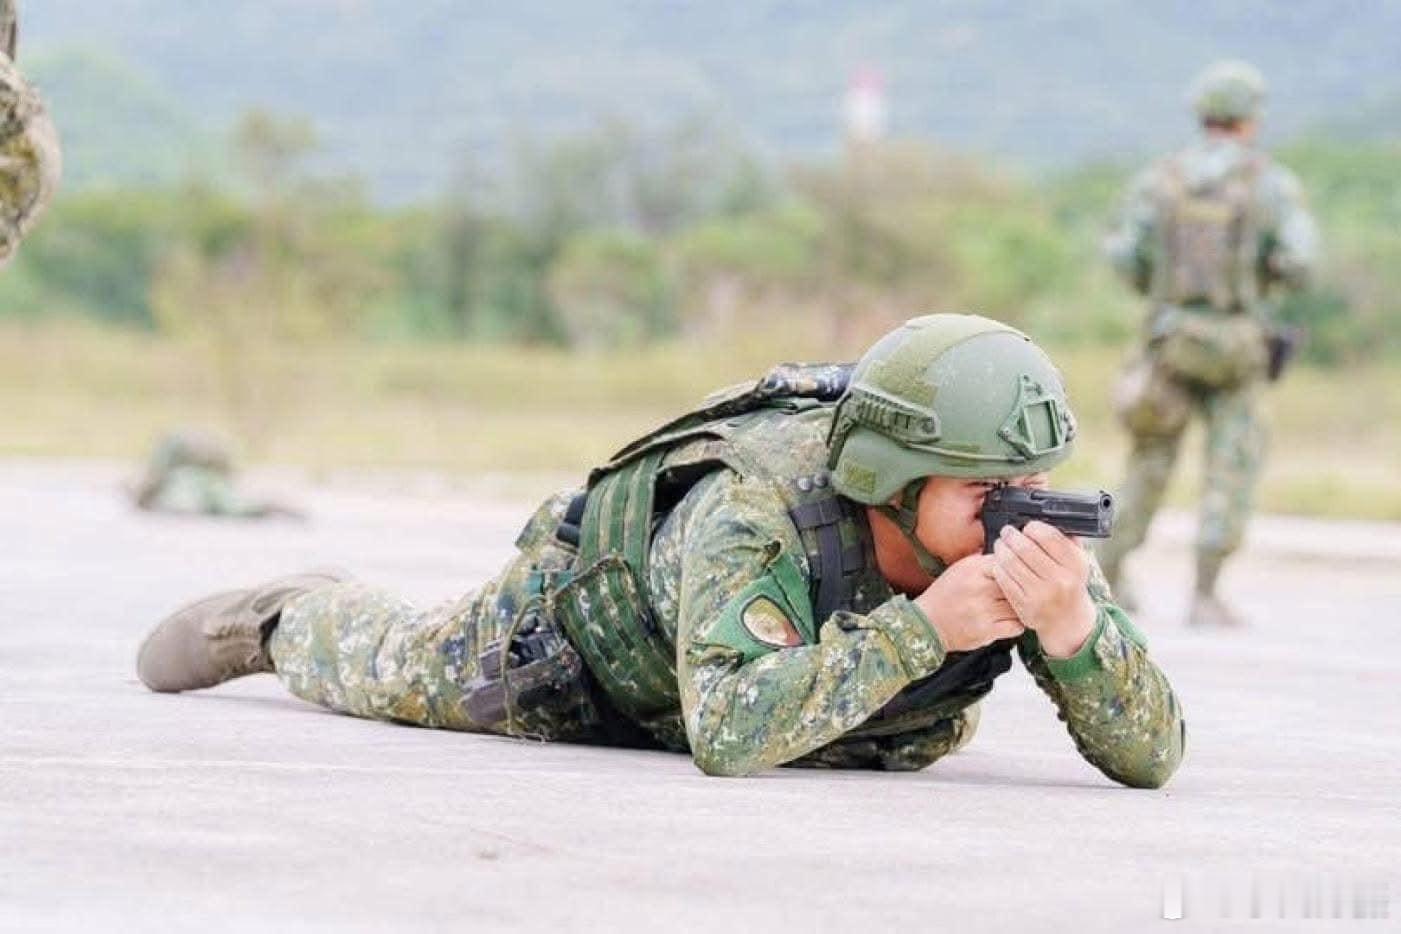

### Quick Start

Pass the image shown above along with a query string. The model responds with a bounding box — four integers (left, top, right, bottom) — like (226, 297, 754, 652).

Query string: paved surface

(3, 460, 1399, 932)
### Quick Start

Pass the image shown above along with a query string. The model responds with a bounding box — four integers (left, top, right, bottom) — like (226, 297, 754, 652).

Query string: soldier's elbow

(1118, 758, 1180, 789)
(691, 745, 764, 778)
(1111, 736, 1185, 790)
(689, 732, 769, 778)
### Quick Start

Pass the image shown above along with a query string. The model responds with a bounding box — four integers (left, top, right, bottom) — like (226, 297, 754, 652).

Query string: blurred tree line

(2, 108, 1397, 365)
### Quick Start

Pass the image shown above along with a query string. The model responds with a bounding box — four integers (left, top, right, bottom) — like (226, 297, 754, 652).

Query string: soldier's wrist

(1041, 606, 1111, 682)
(1036, 596, 1099, 659)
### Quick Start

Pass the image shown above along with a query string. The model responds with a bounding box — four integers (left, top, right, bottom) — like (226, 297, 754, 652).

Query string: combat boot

(1189, 550, 1243, 627)
(137, 571, 343, 692)
(1187, 593, 1246, 628)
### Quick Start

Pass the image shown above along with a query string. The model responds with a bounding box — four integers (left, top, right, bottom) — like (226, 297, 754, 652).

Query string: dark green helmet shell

(828, 313, 1076, 505)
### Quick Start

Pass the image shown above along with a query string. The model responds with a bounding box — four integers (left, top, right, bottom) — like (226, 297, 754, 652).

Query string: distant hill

(19, 0, 1401, 201)
(27, 48, 217, 191)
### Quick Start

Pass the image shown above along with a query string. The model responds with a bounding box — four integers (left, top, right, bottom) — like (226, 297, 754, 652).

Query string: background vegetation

(6, 5, 1401, 518)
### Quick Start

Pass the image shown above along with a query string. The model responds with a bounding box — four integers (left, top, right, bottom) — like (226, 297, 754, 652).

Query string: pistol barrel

(981, 487, 1115, 552)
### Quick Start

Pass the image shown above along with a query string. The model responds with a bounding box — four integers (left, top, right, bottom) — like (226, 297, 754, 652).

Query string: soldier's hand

(990, 521, 1096, 658)
(914, 554, 1024, 653)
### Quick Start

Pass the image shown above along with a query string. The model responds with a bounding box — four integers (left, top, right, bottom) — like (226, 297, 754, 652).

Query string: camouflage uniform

(0, 0, 60, 266)
(1097, 68, 1318, 604)
(135, 430, 290, 518)
(271, 379, 1184, 785)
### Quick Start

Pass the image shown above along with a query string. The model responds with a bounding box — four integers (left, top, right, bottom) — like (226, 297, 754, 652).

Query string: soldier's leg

(1096, 430, 1185, 599)
(269, 492, 602, 740)
(1193, 383, 1266, 616)
(268, 582, 491, 731)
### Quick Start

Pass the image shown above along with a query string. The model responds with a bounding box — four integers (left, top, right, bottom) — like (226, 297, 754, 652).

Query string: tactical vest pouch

(1152, 306, 1267, 389)
(551, 362, 855, 725)
(549, 449, 682, 722)
(1155, 155, 1262, 312)
(1163, 194, 1241, 308)
(1113, 354, 1191, 437)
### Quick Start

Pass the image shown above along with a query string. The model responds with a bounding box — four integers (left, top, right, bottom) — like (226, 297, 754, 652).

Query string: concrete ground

(2, 460, 1398, 932)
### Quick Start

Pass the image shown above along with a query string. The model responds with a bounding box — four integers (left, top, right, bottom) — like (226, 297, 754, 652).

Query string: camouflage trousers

(267, 492, 614, 743)
(1098, 375, 1266, 584)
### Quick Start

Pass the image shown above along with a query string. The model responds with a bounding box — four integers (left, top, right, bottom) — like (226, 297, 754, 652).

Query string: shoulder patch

(741, 595, 802, 648)
(703, 550, 817, 665)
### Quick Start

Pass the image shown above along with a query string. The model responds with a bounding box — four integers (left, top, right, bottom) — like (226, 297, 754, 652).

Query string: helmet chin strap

(874, 479, 948, 578)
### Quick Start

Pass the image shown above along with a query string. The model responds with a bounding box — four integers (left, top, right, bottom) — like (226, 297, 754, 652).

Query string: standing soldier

(1097, 60, 1319, 627)
(0, 0, 60, 265)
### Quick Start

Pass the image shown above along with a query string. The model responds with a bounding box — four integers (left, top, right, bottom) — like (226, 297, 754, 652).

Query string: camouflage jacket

(1103, 136, 1318, 307)
(640, 407, 1185, 785)
(0, 3, 60, 266)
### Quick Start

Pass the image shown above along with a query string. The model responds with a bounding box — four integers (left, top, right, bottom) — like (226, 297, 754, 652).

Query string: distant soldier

(1097, 61, 1319, 627)
(134, 430, 301, 519)
(0, 0, 60, 265)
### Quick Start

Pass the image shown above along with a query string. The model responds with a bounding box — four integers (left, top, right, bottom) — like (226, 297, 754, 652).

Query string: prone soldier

(136, 314, 1184, 786)
(132, 429, 303, 519)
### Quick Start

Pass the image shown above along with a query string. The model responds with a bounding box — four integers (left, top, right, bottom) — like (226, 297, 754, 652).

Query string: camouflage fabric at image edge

(0, 0, 60, 265)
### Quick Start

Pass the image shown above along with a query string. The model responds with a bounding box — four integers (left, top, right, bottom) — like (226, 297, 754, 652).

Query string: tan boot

(136, 572, 343, 692)
(1188, 593, 1246, 628)
(1189, 550, 1243, 627)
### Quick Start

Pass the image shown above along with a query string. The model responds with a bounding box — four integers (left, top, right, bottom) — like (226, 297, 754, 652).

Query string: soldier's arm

(1016, 558, 1185, 788)
(674, 472, 947, 777)
(784, 705, 978, 771)
(1102, 165, 1159, 293)
(1260, 166, 1320, 291)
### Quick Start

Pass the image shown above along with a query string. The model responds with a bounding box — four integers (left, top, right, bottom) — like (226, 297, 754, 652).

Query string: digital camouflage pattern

(0, 1, 59, 266)
(1102, 380, 1264, 579)
(1099, 131, 1317, 595)
(270, 406, 1184, 786)
(273, 492, 613, 743)
(1103, 137, 1317, 301)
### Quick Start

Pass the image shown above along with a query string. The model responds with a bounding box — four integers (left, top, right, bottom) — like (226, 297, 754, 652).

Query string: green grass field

(3, 320, 1398, 518)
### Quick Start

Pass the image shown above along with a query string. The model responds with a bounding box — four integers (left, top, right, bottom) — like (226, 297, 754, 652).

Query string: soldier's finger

(985, 588, 1018, 618)
(998, 525, 1058, 580)
(1022, 521, 1084, 568)
(993, 539, 1038, 593)
(990, 559, 1029, 609)
(990, 616, 1026, 640)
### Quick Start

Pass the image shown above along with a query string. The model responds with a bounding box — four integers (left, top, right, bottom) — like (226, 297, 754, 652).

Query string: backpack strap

(786, 472, 870, 624)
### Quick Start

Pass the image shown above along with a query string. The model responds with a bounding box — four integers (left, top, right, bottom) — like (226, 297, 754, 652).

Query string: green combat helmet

(827, 313, 1077, 574)
(1190, 59, 1266, 123)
